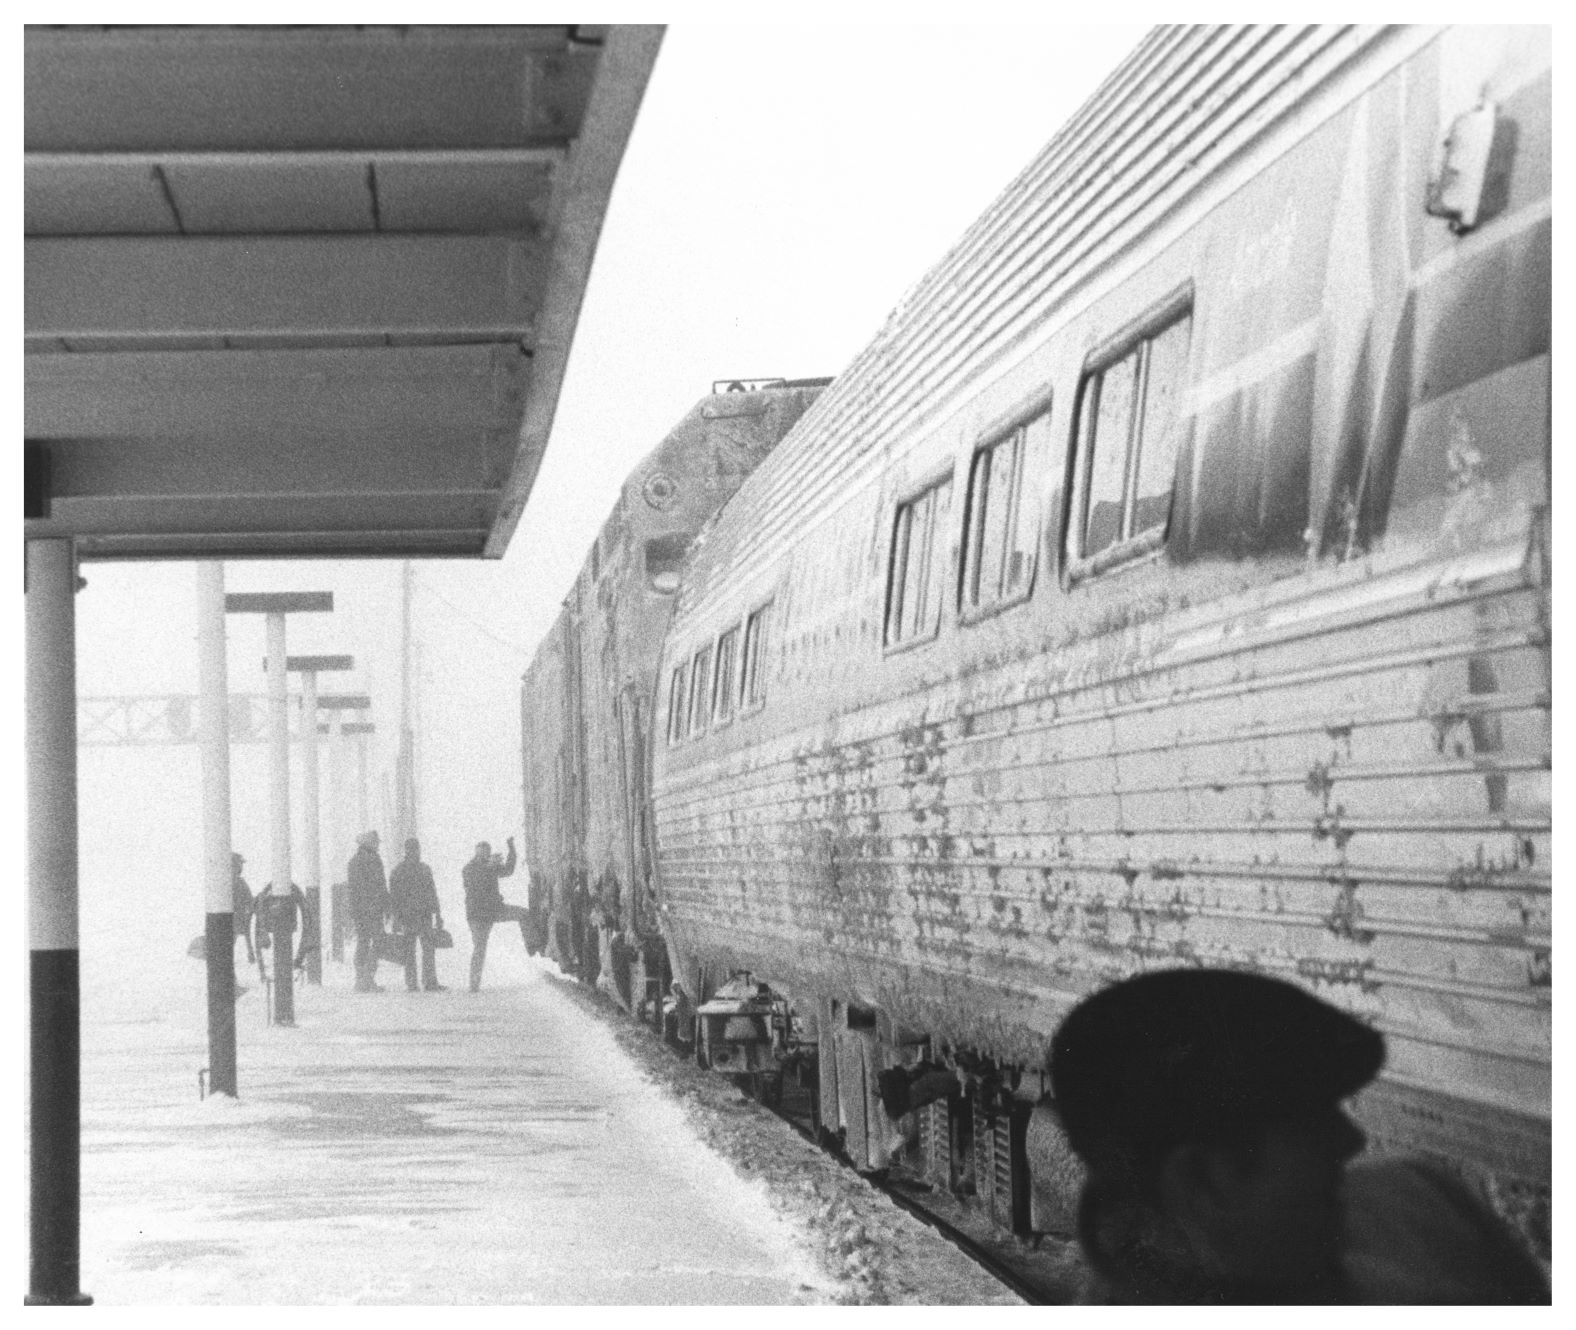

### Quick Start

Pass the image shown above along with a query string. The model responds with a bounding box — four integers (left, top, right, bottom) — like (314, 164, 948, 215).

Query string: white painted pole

(27, 541, 77, 954)
(301, 668, 322, 984)
(356, 732, 369, 835)
(264, 611, 295, 1025)
(196, 562, 237, 1093)
(327, 709, 344, 962)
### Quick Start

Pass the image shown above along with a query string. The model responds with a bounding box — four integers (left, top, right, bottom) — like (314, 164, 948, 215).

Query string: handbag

(432, 926, 454, 950)
(374, 930, 414, 966)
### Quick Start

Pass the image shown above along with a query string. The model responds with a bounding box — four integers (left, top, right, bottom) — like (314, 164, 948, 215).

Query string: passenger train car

(528, 26, 1551, 1249)
(521, 380, 830, 997)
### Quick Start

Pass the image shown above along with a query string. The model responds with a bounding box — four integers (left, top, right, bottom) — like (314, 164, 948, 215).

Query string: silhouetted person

(347, 830, 389, 992)
(1048, 968, 1548, 1304)
(257, 881, 311, 970)
(390, 837, 446, 992)
(462, 837, 525, 992)
(231, 851, 255, 964)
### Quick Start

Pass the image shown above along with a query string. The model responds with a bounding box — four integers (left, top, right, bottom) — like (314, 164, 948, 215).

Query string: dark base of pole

(30, 948, 91, 1306)
(330, 882, 345, 962)
(204, 913, 238, 1096)
(272, 921, 296, 1025)
(305, 887, 322, 985)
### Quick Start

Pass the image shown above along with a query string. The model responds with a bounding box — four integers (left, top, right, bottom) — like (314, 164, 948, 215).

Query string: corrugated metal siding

(657, 538, 1549, 1133)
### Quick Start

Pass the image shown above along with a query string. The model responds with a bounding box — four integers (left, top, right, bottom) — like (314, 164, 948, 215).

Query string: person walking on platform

(348, 830, 389, 992)
(390, 837, 446, 992)
(231, 851, 255, 965)
(462, 837, 526, 992)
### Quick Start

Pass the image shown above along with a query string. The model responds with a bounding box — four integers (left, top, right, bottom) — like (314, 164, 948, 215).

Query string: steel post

(301, 669, 321, 984)
(26, 537, 92, 1306)
(265, 612, 295, 1025)
(196, 562, 237, 1095)
(327, 709, 344, 962)
(356, 732, 369, 836)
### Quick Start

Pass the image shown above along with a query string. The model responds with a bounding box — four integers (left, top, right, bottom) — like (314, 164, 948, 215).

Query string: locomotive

(521, 378, 831, 997)
(524, 25, 1550, 1249)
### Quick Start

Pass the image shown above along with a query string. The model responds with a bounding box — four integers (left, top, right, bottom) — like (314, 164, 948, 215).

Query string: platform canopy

(24, 24, 663, 560)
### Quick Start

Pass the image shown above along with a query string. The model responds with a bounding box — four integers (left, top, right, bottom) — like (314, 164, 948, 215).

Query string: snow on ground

(77, 933, 835, 1305)
(61, 786, 1024, 1308)
(547, 977, 1025, 1306)
(71, 913, 1018, 1306)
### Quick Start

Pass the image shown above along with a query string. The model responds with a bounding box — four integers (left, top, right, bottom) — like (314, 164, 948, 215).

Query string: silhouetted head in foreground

(358, 830, 379, 851)
(403, 838, 421, 862)
(1049, 968, 1383, 1304)
(474, 841, 490, 862)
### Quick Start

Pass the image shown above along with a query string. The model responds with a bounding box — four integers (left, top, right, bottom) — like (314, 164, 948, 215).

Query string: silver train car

(521, 380, 830, 998)
(641, 25, 1549, 1245)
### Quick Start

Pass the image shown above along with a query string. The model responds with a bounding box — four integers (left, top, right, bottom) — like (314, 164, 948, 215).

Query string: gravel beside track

(547, 974, 1029, 1305)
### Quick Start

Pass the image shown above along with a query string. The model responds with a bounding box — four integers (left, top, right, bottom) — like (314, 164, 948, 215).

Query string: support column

(356, 733, 369, 836)
(285, 657, 351, 984)
(26, 537, 92, 1306)
(196, 562, 237, 1096)
(327, 711, 344, 962)
(264, 612, 295, 1026)
(300, 669, 321, 985)
(223, 591, 331, 1022)
(322, 703, 373, 963)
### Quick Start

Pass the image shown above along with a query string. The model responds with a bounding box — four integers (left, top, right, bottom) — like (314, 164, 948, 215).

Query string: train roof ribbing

(674, 25, 1414, 616)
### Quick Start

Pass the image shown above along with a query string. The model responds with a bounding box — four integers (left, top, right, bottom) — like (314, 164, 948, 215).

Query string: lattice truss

(77, 693, 315, 746)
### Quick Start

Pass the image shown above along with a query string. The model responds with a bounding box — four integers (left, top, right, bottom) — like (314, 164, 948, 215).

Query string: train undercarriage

(549, 916, 1073, 1248)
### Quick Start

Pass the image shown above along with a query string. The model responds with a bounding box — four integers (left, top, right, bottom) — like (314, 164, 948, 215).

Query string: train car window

(741, 602, 773, 709)
(667, 661, 689, 744)
(712, 627, 739, 724)
(885, 476, 952, 646)
(1131, 316, 1191, 533)
(1069, 307, 1193, 574)
(961, 407, 1046, 616)
(687, 645, 712, 737)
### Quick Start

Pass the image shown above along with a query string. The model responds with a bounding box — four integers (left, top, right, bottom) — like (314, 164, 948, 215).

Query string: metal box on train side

(520, 380, 831, 1002)
(650, 26, 1550, 1242)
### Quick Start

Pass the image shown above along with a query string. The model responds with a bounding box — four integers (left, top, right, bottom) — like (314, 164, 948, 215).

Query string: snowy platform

(77, 942, 831, 1304)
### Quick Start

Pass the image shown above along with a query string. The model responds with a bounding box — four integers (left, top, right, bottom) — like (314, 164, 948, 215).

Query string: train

(521, 25, 1550, 1253)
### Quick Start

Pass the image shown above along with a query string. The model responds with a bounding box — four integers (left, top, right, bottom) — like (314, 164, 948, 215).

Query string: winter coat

(347, 845, 389, 929)
(231, 871, 254, 937)
(1077, 1156, 1548, 1304)
(389, 859, 440, 930)
(461, 843, 516, 923)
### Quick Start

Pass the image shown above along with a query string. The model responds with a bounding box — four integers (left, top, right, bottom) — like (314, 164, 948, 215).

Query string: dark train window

(885, 475, 952, 646)
(961, 408, 1049, 615)
(741, 601, 773, 709)
(713, 627, 739, 724)
(667, 661, 689, 744)
(687, 645, 712, 737)
(1069, 307, 1192, 573)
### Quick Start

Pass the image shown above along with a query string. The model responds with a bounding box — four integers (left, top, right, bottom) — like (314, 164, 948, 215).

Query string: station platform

(76, 942, 829, 1304)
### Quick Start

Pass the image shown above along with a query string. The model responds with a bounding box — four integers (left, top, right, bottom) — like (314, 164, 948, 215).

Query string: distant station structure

(23, 23, 664, 1305)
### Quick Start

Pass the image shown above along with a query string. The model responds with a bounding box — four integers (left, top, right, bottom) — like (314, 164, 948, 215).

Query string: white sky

(28, 23, 1153, 903)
